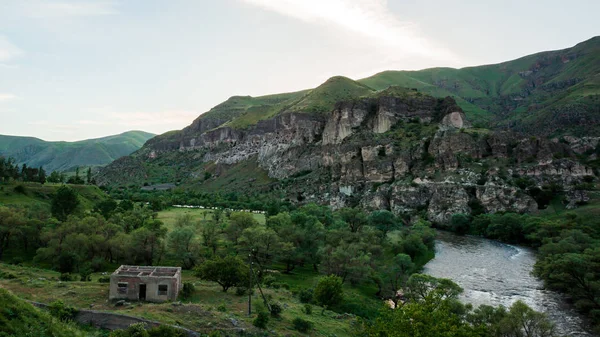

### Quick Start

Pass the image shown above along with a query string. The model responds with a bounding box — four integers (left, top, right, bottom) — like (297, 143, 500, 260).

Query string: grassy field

(0, 263, 358, 336)
(157, 207, 266, 232)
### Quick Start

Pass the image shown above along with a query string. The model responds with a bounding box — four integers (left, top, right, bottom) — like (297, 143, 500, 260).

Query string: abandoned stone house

(109, 265, 182, 302)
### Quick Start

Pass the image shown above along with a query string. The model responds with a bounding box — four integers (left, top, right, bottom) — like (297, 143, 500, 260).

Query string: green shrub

(217, 304, 227, 312)
(0, 271, 17, 279)
(269, 302, 283, 318)
(59, 273, 74, 281)
(298, 288, 313, 303)
(262, 275, 276, 287)
(179, 282, 195, 300)
(13, 185, 26, 194)
(292, 317, 313, 333)
(147, 325, 186, 337)
(235, 287, 248, 296)
(48, 300, 78, 322)
(253, 310, 269, 329)
(98, 276, 111, 283)
(303, 304, 312, 315)
(79, 265, 92, 281)
(110, 323, 149, 337)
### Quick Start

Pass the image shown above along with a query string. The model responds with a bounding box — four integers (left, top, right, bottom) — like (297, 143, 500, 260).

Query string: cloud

(25, 1, 119, 18)
(0, 36, 23, 63)
(239, 0, 458, 62)
(0, 93, 17, 102)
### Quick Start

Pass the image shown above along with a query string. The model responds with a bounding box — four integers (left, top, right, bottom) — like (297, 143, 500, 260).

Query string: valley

(1, 36, 599, 337)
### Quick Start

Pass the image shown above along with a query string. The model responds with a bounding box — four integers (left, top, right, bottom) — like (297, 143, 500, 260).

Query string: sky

(0, 0, 598, 141)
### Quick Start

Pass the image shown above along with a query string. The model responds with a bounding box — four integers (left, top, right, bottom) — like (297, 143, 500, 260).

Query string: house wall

(109, 275, 180, 302)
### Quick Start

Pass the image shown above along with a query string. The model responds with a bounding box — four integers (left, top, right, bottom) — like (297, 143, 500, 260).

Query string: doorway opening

(139, 284, 146, 300)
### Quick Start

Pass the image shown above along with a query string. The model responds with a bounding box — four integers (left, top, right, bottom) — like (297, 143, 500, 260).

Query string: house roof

(112, 265, 181, 278)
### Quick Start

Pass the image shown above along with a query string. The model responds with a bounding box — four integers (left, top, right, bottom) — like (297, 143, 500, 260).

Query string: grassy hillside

(0, 287, 92, 337)
(0, 182, 108, 210)
(0, 130, 155, 172)
(360, 36, 600, 134)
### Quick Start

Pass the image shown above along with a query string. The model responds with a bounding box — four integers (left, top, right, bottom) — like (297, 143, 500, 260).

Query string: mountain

(97, 37, 600, 224)
(0, 130, 155, 172)
(360, 36, 600, 135)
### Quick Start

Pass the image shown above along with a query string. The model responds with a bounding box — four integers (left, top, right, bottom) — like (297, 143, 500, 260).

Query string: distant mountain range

(0, 131, 155, 172)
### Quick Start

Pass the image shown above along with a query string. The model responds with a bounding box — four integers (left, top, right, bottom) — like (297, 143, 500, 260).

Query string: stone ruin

(109, 265, 182, 302)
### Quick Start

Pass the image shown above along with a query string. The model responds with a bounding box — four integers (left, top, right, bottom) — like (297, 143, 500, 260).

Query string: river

(423, 230, 594, 337)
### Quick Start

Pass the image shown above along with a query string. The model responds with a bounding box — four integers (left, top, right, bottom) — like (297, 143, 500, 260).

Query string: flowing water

(423, 230, 594, 336)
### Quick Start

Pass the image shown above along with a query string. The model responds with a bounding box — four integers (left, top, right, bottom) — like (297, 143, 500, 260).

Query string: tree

(498, 300, 557, 337)
(404, 274, 463, 303)
(38, 166, 46, 184)
(368, 210, 400, 237)
(314, 275, 344, 313)
(95, 199, 118, 219)
(225, 212, 259, 245)
(0, 206, 26, 260)
(51, 185, 80, 221)
(238, 226, 282, 273)
(167, 226, 199, 269)
(338, 207, 368, 233)
(86, 167, 92, 184)
(382, 254, 414, 306)
(319, 243, 372, 284)
(130, 219, 167, 265)
(195, 255, 248, 292)
(201, 221, 220, 255)
(450, 213, 471, 235)
(47, 171, 62, 183)
(67, 167, 85, 185)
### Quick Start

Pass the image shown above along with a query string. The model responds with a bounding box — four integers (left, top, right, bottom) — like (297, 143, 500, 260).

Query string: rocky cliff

(97, 87, 598, 224)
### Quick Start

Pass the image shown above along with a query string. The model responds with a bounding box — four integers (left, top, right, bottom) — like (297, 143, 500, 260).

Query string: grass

(157, 207, 265, 232)
(193, 156, 275, 193)
(0, 182, 108, 209)
(0, 286, 96, 337)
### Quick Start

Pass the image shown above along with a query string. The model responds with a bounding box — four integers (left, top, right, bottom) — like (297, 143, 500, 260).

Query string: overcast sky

(0, 0, 598, 141)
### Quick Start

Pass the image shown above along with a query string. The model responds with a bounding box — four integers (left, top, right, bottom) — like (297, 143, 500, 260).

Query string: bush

(217, 304, 227, 312)
(303, 304, 312, 315)
(292, 317, 313, 333)
(13, 185, 26, 194)
(179, 282, 195, 300)
(0, 271, 17, 279)
(59, 273, 74, 281)
(253, 310, 269, 329)
(269, 302, 283, 318)
(298, 288, 314, 303)
(48, 300, 78, 322)
(98, 276, 111, 283)
(314, 275, 344, 313)
(79, 265, 92, 281)
(147, 325, 186, 337)
(110, 323, 149, 337)
(235, 287, 248, 296)
(262, 275, 276, 287)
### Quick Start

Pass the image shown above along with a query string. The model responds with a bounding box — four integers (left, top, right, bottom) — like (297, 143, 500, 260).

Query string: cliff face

(97, 91, 598, 224)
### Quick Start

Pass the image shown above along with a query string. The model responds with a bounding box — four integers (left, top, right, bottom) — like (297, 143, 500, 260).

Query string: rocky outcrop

(99, 93, 598, 224)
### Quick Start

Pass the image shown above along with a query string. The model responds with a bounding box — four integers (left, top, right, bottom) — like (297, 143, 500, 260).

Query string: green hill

(359, 36, 600, 135)
(0, 130, 155, 172)
(0, 287, 91, 337)
(174, 36, 598, 136)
